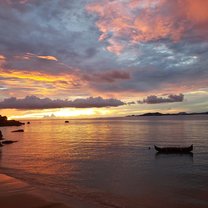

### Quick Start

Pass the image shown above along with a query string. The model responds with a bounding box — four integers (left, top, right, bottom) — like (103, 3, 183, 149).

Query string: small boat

(154, 145, 193, 153)
(11, 129, 24, 133)
(1, 140, 18, 145)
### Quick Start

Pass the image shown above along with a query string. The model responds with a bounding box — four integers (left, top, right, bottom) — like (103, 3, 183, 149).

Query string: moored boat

(154, 145, 193, 153)
(1, 140, 18, 145)
(11, 129, 24, 132)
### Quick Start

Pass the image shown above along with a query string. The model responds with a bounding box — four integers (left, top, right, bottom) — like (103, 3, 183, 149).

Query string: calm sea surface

(0, 116, 208, 208)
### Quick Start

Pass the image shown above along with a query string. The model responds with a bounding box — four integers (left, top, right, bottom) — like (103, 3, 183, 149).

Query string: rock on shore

(0, 115, 24, 127)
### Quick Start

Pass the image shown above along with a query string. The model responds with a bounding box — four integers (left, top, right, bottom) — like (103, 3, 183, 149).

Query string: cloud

(86, 0, 208, 54)
(17, 53, 58, 61)
(183, 0, 208, 24)
(0, 54, 5, 60)
(0, 68, 81, 97)
(138, 94, 184, 104)
(127, 101, 136, 105)
(43, 113, 56, 118)
(82, 70, 130, 83)
(37, 55, 58, 61)
(0, 96, 124, 109)
(0, 0, 208, 103)
(0, 54, 6, 66)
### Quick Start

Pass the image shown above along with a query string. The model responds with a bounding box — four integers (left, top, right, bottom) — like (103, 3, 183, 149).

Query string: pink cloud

(86, 0, 208, 54)
(182, 0, 208, 23)
(0, 54, 6, 66)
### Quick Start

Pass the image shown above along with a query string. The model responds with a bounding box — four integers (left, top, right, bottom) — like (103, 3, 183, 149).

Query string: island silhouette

(0, 115, 24, 126)
(127, 112, 208, 117)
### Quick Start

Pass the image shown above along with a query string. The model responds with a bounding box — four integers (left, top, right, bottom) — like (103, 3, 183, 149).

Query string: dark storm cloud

(138, 94, 184, 104)
(0, 96, 125, 109)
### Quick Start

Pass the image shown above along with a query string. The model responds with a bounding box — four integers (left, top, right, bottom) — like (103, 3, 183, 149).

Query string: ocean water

(0, 116, 208, 208)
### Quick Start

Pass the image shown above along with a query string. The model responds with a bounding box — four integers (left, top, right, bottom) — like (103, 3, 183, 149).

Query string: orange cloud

(0, 70, 70, 83)
(87, 0, 208, 54)
(37, 55, 58, 61)
(15, 53, 58, 61)
(0, 69, 83, 97)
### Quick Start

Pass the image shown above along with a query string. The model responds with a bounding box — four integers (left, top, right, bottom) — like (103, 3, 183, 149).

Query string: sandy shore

(0, 174, 71, 208)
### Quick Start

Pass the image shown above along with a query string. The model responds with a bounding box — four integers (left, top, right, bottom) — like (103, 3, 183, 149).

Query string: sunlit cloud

(0, 69, 74, 83)
(37, 55, 58, 61)
(0, 54, 6, 66)
(14, 53, 58, 61)
(0, 54, 5, 60)
(0, 68, 82, 97)
(87, 0, 208, 54)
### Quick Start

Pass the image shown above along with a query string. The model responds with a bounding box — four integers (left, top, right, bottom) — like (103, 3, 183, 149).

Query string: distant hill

(0, 115, 24, 126)
(127, 112, 208, 117)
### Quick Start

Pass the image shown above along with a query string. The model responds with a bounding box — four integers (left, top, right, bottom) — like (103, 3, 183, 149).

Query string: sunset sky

(0, 0, 208, 119)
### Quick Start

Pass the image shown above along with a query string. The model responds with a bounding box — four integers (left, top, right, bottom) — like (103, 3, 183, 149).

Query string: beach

(0, 174, 70, 208)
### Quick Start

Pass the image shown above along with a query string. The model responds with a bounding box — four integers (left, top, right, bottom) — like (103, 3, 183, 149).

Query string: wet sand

(0, 174, 71, 208)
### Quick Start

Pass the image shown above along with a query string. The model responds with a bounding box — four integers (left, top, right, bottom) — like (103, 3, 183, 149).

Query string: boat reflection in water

(155, 151, 193, 159)
(155, 151, 194, 164)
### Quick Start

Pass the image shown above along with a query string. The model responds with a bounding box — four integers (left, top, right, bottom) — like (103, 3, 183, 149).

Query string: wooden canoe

(154, 145, 193, 153)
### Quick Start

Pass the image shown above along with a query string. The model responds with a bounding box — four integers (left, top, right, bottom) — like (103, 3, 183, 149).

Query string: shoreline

(0, 173, 71, 208)
(0, 171, 101, 208)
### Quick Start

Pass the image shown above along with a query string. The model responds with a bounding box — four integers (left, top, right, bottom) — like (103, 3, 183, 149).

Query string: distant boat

(154, 145, 193, 153)
(65, 121, 69, 123)
(11, 129, 24, 133)
(1, 140, 18, 145)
